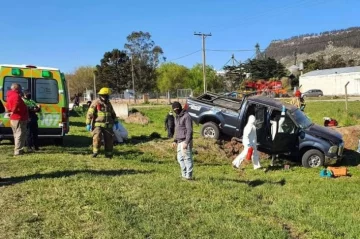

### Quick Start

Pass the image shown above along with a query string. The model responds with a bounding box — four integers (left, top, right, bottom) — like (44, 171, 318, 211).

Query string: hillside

(265, 27, 360, 67)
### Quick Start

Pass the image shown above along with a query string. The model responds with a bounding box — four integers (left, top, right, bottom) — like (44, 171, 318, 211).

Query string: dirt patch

(124, 112, 149, 125)
(221, 138, 268, 160)
(331, 125, 360, 150)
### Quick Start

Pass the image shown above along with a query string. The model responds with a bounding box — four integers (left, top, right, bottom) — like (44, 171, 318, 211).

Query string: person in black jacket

(171, 102, 194, 180)
(164, 111, 175, 138)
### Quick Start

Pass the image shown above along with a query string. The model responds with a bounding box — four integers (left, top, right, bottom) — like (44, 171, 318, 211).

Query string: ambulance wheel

(54, 138, 64, 146)
(201, 122, 220, 140)
(302, 149, 324, 168)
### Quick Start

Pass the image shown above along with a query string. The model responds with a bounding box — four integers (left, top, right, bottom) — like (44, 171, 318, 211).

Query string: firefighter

(86, 87, 119, 158)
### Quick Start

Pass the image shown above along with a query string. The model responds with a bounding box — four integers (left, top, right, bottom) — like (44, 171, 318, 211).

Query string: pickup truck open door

(271, 115, 299, 153)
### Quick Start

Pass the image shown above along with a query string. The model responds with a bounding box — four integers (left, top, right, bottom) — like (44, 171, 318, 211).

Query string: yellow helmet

(98, 87, 111, 95)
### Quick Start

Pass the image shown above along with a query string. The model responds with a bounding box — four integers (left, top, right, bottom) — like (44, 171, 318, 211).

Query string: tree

(223, 65, 245, 91)
(243, 58, 287, 80)
(66, 66, 96, 97)
(156, 63, 189, 93)
(124, 31, 164, 93)
(186, 64, 221, 95)
(94, 49, 131, 94)
(316, 54, 326, 70)
(326, 54, 346, 68)
(348, 59, 356, 67)
(303, 59, 320, 73)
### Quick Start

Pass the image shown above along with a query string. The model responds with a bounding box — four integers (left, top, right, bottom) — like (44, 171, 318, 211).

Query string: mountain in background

(265, 27, 360, 68)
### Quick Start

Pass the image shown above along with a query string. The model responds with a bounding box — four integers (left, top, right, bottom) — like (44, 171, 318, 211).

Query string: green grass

(1, 102, 360, 238)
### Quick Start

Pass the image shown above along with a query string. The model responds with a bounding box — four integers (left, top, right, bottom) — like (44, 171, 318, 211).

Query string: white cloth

(232, 115, 261, 169)
(270, 111, 286, 140)
(113, 122, 128, 143)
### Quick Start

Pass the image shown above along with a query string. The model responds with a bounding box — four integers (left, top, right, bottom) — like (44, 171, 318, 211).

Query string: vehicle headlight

(328, 146, 338, 154)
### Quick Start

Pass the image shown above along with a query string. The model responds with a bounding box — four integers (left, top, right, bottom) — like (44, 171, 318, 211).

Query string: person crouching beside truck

(6, 83, 29, 156)
(22, 90, 41, 152)
(171, 101, 194, 180)
(85, 87, 119, 159)
(232, 115, 262, 170)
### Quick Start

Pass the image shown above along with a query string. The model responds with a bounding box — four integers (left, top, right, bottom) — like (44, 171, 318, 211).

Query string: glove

(282, 105, 286, 113)
(115, 122, 119, 130)
(86, 125, 91, 131)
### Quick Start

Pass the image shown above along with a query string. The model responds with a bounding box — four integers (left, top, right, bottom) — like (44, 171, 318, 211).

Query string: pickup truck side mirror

(299, 130, 305, 139)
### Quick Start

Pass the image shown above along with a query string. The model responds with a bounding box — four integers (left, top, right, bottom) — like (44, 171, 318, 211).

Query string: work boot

(92, 153, 98, 158)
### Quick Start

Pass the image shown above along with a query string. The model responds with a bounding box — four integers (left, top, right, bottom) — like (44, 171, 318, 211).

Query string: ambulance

(0, 64, 70, 145)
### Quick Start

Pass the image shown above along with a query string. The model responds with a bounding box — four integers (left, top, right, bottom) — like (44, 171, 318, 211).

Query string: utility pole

(131, 55, 136, 103)
(194, 32, 212, 93)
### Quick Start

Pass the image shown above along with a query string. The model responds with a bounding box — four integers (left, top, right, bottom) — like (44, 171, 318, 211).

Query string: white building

(299, 66, 360, 96)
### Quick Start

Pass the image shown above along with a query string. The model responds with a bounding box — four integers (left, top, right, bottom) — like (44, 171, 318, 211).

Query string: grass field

(1, 101, 360, 238)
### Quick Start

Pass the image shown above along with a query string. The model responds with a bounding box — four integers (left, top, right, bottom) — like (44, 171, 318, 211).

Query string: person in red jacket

(6, 83, 29, 156)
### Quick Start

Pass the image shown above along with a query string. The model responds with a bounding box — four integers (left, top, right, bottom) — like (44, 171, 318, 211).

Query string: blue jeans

(177, 142, 193, 179)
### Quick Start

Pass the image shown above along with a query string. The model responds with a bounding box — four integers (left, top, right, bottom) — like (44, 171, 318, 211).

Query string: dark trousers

(167, 127, 175, 138)
(26, 120, 39, 149)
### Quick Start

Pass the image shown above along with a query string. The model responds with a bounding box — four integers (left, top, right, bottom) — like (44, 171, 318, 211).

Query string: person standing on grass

(86, 87, 119, 159)
(164, 110, 175, 138)
(171, 101, 194, 180)
(232, 115, 261, 170)
(5, 83, 29, 156)
(22, 90, 41, 152)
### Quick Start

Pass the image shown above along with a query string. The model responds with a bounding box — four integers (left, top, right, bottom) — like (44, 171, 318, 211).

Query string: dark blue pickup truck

(186, 93, 344, 168)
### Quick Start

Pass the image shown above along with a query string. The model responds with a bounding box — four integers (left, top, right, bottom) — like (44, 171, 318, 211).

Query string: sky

(0, 0, 356, 73)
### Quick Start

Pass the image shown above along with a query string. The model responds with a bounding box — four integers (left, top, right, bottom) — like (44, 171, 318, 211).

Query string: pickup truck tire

(201, 122, 220, 139)
(301, 149, 324, 168)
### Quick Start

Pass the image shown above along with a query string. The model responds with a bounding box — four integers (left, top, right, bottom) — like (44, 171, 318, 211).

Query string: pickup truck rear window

(213, 98, 241, 110)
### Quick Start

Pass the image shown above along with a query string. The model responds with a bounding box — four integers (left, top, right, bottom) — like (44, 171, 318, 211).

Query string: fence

(101, 90, 190, 105)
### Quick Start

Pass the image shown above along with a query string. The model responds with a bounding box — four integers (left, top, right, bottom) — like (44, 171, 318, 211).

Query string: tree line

(65, 31, 290, 98)
(303, 54, 357, 73)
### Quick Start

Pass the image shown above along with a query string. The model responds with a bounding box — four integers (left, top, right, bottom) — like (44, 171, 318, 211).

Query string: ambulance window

(35, 79, 59, 104)
(3, 77, 30, 101)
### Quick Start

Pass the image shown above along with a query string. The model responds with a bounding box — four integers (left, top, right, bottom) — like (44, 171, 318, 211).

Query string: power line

(167, 50, 201, 62)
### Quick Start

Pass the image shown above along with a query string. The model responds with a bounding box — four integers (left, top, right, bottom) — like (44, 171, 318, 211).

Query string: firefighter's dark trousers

(92, 126, 114, 156)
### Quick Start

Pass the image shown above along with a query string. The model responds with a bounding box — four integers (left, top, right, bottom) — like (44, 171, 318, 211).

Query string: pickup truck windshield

(291, 109, 313, 129)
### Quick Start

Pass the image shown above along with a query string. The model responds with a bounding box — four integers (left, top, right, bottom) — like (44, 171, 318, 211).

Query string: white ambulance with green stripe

(0, 64, 70, 145)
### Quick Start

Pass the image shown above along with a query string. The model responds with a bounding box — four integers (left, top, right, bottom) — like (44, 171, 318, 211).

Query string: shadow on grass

(218, 178, 286, 188)
(69, 121, 86, 128)
(0, 169, 153, 187)
(339, 149, 360, 166)
(127, 133, 166, 145)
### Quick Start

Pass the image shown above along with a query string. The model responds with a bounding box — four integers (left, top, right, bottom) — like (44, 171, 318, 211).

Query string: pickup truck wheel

(301, 149, 324, 168)
(201, 122, 220, 139)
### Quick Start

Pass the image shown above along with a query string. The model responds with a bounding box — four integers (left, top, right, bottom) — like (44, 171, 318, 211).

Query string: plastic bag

(113, 122, 128, 143)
